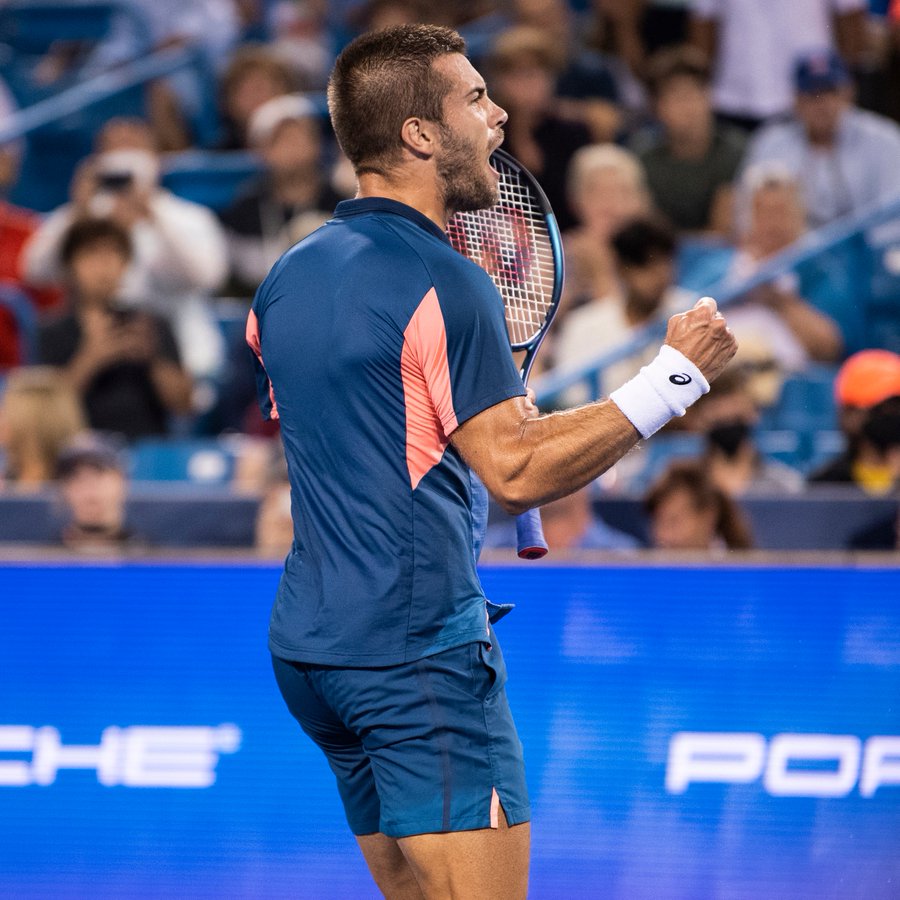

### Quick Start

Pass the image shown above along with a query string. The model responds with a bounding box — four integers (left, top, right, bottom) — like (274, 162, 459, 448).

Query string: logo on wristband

(669, 373, 692, 386)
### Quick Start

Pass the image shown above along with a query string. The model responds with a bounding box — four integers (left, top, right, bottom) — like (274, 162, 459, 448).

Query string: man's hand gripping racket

(447, 149, 564, 559)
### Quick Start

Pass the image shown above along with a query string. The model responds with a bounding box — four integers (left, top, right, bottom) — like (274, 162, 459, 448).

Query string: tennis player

(248, 24, 737, 899)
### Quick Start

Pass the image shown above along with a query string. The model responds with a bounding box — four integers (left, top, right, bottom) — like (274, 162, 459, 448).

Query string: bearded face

(436, 123, 500, 215)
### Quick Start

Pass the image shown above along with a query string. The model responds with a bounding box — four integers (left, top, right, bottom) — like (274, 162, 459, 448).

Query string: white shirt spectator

(740, 107, 900, 227)
(23, 190, 227, 380)
(691, 0, 866, 120)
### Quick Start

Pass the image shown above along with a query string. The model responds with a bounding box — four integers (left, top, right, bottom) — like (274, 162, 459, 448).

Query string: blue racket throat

(448, 149, 564, 561)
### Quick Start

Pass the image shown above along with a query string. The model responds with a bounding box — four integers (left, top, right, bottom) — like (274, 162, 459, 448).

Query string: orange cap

(834, 350, 900, 408)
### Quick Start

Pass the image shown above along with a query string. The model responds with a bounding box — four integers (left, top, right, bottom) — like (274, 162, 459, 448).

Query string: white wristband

(609, 345, 710, 438)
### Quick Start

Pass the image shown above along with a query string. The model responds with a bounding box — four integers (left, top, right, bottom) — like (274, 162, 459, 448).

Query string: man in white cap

(219, 94, 343, 296)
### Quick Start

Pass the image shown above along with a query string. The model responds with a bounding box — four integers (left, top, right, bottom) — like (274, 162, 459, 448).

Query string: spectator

(0, 73, 24, 189)
(815, 391, 900, 495)
(505, 0, 625, 144)
(217, 45, 297, 150)
(810, 349, 900, 485)
(219, 94, 341, 297)
(640, 0, 692, 55)
(630, 45, 746, 235)
(0, 367, 85, 490)
(38, 218, 193, 442)
(265, 0, 335, 91)
(683, 166, 846, 384)
(484, 487, 642, 552)
(645, 458, 754, 551)
(582, 0, 646, 75)
(0, 197, 63, 369)
(554, 216, 695, 400)
(740, 48, 900, 227)
(579, 0, 653, 118)
(561, 144, 652, 311)
(486, 26, 592, 231)
(32, 1, 241, 151)
(0, 75, 63, 368)
(689, 0, 867, 131)
(884, 0, 900, 124)
(690, 365, 805, 496)
(850, 395, 900, 494)
(55, 432, 143, 553)
(22, 117, 227, 380)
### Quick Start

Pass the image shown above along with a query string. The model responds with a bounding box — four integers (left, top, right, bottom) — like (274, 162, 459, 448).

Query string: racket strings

(447, 159, 556, 347)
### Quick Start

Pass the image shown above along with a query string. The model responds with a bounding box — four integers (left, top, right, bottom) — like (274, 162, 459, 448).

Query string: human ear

(399, 116, 438, 159)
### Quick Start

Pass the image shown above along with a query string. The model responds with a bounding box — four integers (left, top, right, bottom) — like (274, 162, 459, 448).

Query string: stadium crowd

(1, 0, 900, 553)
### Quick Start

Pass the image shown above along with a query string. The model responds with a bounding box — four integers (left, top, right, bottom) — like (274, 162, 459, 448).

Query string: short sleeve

(246, 287, 278, 421)
(432, 263, 526, 429)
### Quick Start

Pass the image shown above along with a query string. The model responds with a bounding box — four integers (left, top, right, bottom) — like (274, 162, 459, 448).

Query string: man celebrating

(249, 24, 736, 899)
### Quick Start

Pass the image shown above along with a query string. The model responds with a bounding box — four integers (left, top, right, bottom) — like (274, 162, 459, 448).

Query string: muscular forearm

(452, 298, 738, 515)
(470, 400, 641, 515)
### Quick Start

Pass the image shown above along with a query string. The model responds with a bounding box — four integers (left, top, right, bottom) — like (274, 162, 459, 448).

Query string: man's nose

(492, 100, 508, 129)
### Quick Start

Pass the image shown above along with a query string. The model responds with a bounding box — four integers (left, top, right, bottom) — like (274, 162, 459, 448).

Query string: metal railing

(0, 44, 203, 146)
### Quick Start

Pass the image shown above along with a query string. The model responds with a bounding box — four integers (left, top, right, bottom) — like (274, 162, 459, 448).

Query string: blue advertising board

(1, 562, 899, 898)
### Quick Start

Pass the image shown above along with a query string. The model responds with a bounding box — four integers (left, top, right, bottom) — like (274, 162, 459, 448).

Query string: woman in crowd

(645, 459, 754, 551)
(0, 366, 86, 490)
(561, 143, 652, 313)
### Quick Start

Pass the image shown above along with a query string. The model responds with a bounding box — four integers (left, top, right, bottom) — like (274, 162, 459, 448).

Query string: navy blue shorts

(271, 627, 530, 838)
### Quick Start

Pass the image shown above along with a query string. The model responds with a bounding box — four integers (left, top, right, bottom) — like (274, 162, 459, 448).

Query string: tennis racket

(447, 148, 564, 559)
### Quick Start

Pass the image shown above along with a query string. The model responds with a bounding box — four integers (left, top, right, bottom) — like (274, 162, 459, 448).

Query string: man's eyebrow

(468, 84, 487, 98)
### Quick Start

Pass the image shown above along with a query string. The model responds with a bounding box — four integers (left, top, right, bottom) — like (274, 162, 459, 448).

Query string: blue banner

(2, 562, 899, 898)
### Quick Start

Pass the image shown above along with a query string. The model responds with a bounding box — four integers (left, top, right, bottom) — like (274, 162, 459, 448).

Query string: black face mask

(707, 420, 753, 458)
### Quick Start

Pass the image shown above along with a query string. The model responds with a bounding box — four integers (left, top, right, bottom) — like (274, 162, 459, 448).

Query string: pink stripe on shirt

(246, 309, 279, 420)
(400, 287, 458, 490)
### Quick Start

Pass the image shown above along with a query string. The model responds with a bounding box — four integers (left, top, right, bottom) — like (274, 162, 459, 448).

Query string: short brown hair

(645, 45, 711, 99)
(60, 217, 132, 266)
(327, 24, 466, 175)
(644, 460, 754, 550)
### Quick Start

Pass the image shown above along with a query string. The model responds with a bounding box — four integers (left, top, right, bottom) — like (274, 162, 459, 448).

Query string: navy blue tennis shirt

(248, 197, 525, 666)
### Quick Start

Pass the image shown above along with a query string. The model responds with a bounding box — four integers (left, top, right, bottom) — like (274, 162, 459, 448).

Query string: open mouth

(488, 143, 502, 178)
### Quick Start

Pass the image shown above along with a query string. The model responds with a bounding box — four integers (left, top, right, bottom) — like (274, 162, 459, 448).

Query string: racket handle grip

(516, 507, 548, 560)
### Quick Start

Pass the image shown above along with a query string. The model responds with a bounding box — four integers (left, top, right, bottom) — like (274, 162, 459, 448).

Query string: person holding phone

(22, 117, 228, 382)
(37, 217, 193, 441)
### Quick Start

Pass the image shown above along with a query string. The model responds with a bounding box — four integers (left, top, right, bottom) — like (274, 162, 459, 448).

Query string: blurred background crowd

(2, 0, 900, 556)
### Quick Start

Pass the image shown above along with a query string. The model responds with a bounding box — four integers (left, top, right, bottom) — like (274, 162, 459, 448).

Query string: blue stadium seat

(0, 1, 138, 54)
(129, 439, 237, 484)
(767, 366, 839, 434)
(161, 151, 263, 212)
(1, 1, 153, 210)
(808, 430, 846, 473)
(0, 1, 151, 106)
(756, 429, 808, 469)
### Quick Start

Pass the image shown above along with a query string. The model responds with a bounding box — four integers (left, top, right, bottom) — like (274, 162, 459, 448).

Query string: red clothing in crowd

(0, 200, 61, 368)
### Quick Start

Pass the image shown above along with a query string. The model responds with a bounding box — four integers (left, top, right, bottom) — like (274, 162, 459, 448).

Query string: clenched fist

(665, 296, 737, 384)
